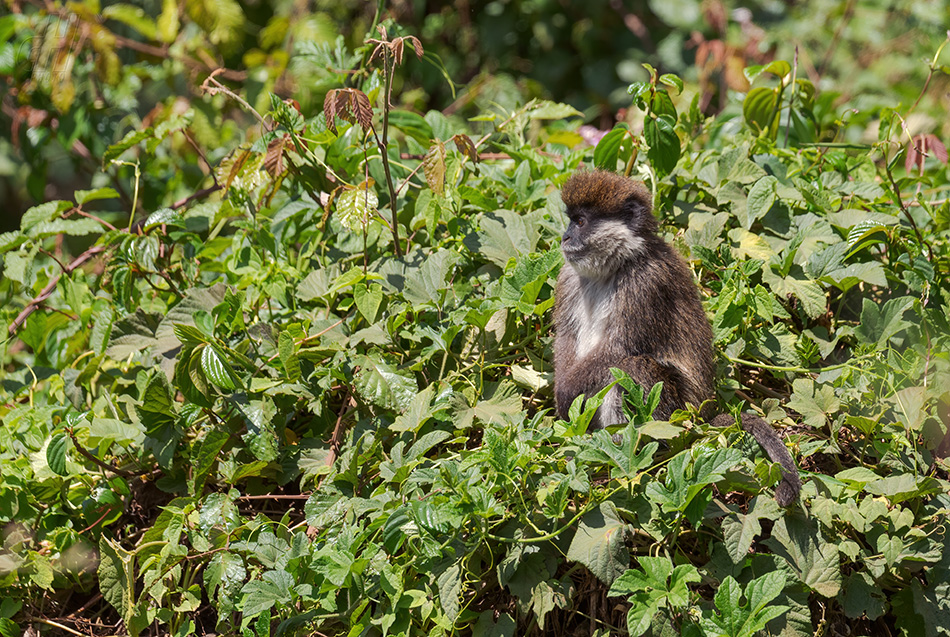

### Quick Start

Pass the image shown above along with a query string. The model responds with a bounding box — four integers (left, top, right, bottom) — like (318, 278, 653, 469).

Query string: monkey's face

(561, 207, 645, 279)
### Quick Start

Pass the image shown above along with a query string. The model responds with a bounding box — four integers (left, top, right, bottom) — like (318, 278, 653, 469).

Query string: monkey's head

(560, 170, 656, 279)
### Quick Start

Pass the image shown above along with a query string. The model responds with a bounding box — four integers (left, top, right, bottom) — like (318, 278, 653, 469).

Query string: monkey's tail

(712, 412, 802, 507)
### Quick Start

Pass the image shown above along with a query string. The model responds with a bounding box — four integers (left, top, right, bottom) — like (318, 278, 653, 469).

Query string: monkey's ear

(623, 182, 653, 215)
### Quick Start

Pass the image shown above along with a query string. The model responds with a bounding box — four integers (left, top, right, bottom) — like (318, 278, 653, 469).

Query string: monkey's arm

(712, 413, 802, 506)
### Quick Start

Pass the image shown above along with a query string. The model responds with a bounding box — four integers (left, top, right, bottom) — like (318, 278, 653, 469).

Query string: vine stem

(378, 46, 402, 257)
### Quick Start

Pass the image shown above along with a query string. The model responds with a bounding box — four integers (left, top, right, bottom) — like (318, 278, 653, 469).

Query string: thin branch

(72, 209, 118, 231)
(200, 70, 269, 129)
(172, 184, 222, 210)
(377, 47, 402, 257)
(8, 246, 105, 336)
(30, 618, 85, 637)
(237, 494, 311, 501)
(66, 428, 138, 478)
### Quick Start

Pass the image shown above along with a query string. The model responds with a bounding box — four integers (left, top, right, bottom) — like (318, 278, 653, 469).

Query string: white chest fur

(567, 273, 615, 359)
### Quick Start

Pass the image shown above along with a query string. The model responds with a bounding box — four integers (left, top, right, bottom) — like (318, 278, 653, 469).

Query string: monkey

(553, 169, 801, 507)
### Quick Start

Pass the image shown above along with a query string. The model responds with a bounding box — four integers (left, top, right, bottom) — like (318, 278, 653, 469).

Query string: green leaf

(566, 501, 630, 585)
(768, 516, 841, 598)
(403, 249, 460, 306)
(98, 536, 136, 626)
(336, 187, 378, 230)
(743, 87, 778, 135)
(644, 114, 680, 175)
(240, 570, 293, 618)
(721, 497, 781, 563)
(527, 100, 583, 119)
(466, 209, 541, 268)
(277, 331, 300, 381)
(74, 187, 120, 205)
(436, 561, 463, 622)
(593, 125, 630, 170)
(105, 128, 154, 162)
(190, 428, 230, 496)
(353, 355, 417, 412)
(745, 176, 777, 229)
(102, 4, 158, 39)
(658, 74, 684, 94)
(786, 378, 840, 428)
(46, 432, 69, 476)
(389, 110, 433, 145)
(854, 296, 914, 346)
(201, 345, 237, 391)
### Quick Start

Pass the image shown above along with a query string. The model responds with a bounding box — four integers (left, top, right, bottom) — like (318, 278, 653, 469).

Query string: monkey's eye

(575, 217, 586, 228)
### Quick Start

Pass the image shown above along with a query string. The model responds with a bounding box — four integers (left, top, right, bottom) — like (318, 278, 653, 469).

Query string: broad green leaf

(721, 497, 781, 563)
(449, 381, 523, 429)
(389, 110, 434, 144)
(743, 87, 778, 135)
(768, 516, 841, 597)
(593, 125, 630, 170)
(98, 537, 136, 626)
(466, 209, 541, 268)
(403, 249, 460, 306)
(566, 501, 630, 585)
(46, 432, 69, 476)
(336, 187, 378, 230)
(190, 428, 230, 495)
(201, 345, 237, 391)
(353, 355, 417, 412)
(74, 187, 120, 205)
(854, 296, 914, 346)
(527, 100, 583, 119)
(436, 562, 462, 622)
(644, 114, 680, 175)
(786, 379, 840, 428)
(240, 570, 293, 618)
(745, 176, 777, 229)
(88, 417, 145, 447)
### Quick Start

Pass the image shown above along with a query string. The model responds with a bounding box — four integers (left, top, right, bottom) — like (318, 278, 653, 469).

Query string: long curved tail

(712, 412, 802, 506)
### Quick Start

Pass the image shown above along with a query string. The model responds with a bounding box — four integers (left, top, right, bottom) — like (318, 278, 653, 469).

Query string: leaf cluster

(2, 10, 950, 637)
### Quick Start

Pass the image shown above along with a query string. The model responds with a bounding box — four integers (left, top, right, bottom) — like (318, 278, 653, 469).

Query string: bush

(2, 5, 950, 637)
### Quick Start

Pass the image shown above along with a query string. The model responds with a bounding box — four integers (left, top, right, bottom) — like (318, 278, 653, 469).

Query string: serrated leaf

(201, 345, 237, 391)
(336, 187, 378, 230)
(423, 141, 447, 195)
(46, 432, 69, 476)
(437, 562, 462, 622)
(74, 187, 120, 205)
(354, 355, 417, 412)
(644, 115, 680, 175)
(105, 128, 154, 162)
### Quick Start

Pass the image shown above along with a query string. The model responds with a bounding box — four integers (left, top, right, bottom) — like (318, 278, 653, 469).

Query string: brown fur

(554, 170, 800, 506)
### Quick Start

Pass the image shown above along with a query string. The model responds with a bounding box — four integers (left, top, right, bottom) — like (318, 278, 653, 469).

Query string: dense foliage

(2, 1, 950, 636)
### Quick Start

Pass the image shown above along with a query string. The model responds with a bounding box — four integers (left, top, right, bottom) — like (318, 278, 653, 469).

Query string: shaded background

(1, 0, 948, 231)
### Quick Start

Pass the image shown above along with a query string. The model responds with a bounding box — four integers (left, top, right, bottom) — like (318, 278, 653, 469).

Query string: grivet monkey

(553, 170, 801, 506)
